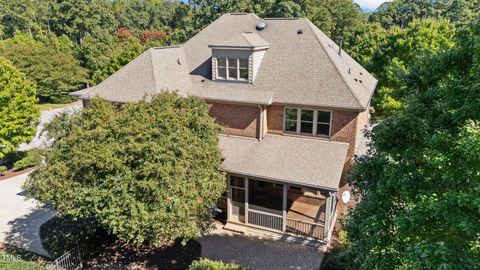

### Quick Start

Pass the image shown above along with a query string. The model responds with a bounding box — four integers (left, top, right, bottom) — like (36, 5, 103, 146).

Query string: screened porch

(227, 175, 337, 241)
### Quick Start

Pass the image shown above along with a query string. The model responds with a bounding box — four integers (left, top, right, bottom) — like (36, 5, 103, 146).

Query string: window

(239, 59, 249, 80)
(300, 110, 314, 134)
(230, 176, 245, 188)
(284, 108, 297, 132)
(289, 185, 301, 191)
(284, 108, 331, 137)
(216, 57, 249, 81)
(227, 58, 237, 79)
(229, 176, 245, 203)
(316, 111, 331, 136)
(217, 57, 226, 79)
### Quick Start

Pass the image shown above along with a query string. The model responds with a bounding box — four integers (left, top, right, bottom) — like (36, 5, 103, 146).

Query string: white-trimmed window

(217, 57, 227, 79)
(283, 108, 331, 137)
(216, 57, 249, 81)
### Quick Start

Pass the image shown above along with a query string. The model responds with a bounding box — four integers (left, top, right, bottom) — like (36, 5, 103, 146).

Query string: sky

(354, 0, 392, 12)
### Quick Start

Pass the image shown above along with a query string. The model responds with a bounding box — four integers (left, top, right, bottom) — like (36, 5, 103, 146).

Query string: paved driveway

(18, 101, 82, 151)
(0, 172, 55, 258)
(198, 225, 324, 270)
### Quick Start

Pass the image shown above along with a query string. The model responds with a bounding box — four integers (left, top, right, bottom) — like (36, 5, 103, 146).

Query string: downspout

(258, 105, 264, 141)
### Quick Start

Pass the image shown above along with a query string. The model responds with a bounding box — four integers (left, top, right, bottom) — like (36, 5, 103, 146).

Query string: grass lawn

(35, 103, 69, 111)
(0, 252, 46, 270)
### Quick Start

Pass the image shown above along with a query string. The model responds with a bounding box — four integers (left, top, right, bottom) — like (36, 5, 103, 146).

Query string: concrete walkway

(0, 172, 55, 258)
(198, 224, 324, 270)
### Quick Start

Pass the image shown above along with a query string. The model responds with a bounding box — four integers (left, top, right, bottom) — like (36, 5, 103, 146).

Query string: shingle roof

(219, 134, 348, 190)
(209, 32, 270, 48)
(73, 13, 376, 110)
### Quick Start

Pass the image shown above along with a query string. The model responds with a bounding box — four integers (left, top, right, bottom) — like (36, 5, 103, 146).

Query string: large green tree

(0, 34, 88, 103)
(371, 0, 480, 29)
(0, 57, 38, 159)
(369, 18, 455, 116)
(340, 18, 480, 269)
(24, 94, 226, 246)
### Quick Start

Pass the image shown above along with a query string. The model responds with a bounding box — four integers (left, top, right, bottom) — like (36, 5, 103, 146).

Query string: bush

(189, 259, 247, 270)
(0, 165, 6, 174)
(13, 149, 45, 169)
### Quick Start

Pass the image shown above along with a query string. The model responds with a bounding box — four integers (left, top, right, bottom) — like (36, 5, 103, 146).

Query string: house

(72, 13, 377, 245)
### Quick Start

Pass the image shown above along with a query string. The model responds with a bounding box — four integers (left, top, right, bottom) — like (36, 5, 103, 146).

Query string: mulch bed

(0, 167, 35, 181)
(85, 239, 201, 270)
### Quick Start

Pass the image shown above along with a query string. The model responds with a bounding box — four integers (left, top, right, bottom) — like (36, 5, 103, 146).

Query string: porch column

(324, 191, 333, 238)
(245, 178, 249, 224)
(282, 184, 288, 232)
(226, 175, 231, 221)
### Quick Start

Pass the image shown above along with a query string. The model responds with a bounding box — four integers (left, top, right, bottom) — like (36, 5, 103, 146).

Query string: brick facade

(209, 103, 260, 138)
(266, 105, 362, 160)
(266, 105, 284, 135)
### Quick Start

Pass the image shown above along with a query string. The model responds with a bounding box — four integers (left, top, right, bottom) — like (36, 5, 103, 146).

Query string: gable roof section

(74, 13, 376, 110)
(79, 46, 190, 103)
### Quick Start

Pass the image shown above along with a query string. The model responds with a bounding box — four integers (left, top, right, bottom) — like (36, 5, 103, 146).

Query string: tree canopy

(24, 94, 226, 245)
(0, 57, 38, 159)
(340, 18, 480, 269)
(0, 34, 88, 103)
(368, 18, 456, 116)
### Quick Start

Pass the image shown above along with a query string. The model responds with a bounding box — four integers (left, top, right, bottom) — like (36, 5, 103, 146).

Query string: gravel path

(198, 225, 324, 270)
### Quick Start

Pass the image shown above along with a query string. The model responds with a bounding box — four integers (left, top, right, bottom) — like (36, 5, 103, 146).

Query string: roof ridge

(304, 19, 365, 109)
(148, 48, 158, 92)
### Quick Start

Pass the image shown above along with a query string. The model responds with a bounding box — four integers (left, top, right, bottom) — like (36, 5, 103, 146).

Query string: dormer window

(216, 57, 249, 81)
(209, 32, 270, 83)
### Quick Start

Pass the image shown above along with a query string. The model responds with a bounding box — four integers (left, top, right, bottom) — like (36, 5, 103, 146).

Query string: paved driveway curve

(0, 172, 55, 258)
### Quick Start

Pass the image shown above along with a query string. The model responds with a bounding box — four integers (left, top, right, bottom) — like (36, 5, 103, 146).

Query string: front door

(229, 175, 245, 223)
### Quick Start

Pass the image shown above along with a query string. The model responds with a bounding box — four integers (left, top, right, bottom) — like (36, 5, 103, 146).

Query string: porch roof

(218, 134, 349, 191)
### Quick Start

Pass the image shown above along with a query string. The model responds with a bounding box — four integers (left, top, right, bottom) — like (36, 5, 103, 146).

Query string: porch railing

(286, 217, 325, 240)
(248, 209, 283, 231)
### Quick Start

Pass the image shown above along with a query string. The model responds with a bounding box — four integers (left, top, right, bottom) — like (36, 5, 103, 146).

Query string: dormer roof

(74, 13, 377, 111)
(209, 32, 270, 49)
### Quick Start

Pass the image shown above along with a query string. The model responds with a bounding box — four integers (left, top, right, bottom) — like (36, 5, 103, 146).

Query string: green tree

(0, 57, 38, 159)
(370, 0, 480, 29)
(0, 34, 88, 103)
(24, 94, 226, 246)
(341, 18, 480, 269)
(369, 18, 455, 116)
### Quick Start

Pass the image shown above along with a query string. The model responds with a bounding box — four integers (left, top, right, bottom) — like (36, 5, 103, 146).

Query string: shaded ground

(198, 224, 324, 270)
(0, 167, 35, 181)
(85, 240, 201, 270)
(0, 172, 55, 258)
(39, 215, 108, 258)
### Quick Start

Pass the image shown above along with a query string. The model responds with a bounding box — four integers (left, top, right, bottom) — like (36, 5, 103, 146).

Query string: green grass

(0, 252, 46, 270)
(35, 103, 69, 111)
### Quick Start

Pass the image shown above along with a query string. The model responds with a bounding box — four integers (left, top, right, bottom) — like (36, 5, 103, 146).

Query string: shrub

(0, 165, 6, 174)
(13, 149, 45, 169)
(189, 259, 247, 270)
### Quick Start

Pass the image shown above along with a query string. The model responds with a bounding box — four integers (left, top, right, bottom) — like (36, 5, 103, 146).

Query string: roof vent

(256, 21, 267, 30)
(297, 29, 303, 34)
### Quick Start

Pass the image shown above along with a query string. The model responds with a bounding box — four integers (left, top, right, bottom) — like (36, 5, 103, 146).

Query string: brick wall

(209, 103, 259, 138)
(330, 110, 358, 159)
(266, 105, 283, 135)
